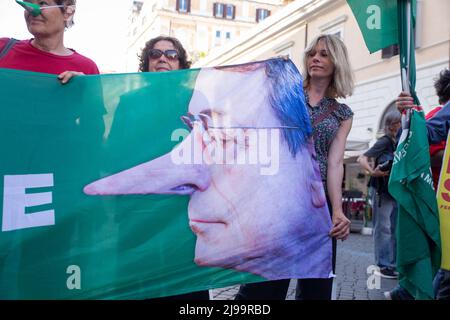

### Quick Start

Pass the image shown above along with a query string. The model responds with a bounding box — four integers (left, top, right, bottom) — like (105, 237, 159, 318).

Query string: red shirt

(0, 38, 99, 75)
(426, 106, 446, 190)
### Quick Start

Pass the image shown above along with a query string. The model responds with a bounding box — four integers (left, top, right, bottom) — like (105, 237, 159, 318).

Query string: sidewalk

(211, 232, 397, 300)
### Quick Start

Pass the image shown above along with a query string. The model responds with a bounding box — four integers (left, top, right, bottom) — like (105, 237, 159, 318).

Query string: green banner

(388, 109, 441, 300)
(347, 0, 399, 53)
(0, 58, 332, 299)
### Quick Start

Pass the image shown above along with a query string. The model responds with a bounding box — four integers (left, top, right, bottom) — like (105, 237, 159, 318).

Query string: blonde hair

(302, 34, 354, 99)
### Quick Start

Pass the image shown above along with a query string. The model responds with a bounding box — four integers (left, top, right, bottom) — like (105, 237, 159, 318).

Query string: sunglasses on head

(149, 49, 179, 60)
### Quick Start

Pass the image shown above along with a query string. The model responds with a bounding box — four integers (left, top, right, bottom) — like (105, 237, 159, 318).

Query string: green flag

(346, 0, 398, 53)
(348, 0, 435, 299)
(388, 109, 441, 300)
(0, 59, 333, 299)
(347, 0, 418, 99)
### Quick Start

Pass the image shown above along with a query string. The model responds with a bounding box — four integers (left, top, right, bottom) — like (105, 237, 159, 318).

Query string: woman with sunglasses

(0, 0, 98, 83)
(138, 36, 191, 72)
(110, 35, 207, 300)
(142, 37, 209, 301)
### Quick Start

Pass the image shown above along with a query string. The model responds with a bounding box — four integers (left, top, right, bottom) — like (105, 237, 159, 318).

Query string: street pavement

(211, 232, 398, 300)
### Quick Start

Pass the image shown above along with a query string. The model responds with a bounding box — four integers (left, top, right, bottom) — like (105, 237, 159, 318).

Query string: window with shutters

(213, 3, 225, 18)
(225, 4, 235, 20)
(381, 44, 399, 59)
(176, 0, 191, 13)
(256, 8, 270, 22)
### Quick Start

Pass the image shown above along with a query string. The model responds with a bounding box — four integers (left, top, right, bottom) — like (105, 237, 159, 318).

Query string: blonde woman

(236, 34, 354, 300)
(296, 33, 354, 300)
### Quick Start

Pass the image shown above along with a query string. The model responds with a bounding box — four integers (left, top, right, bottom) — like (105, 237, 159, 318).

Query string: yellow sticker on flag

(436, 132, 450, 270)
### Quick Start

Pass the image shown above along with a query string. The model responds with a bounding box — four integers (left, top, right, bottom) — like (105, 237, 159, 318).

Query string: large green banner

(0, 58, 332, 299)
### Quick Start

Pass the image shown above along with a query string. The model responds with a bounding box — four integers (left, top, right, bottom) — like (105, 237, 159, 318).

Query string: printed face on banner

(84, 60, 332, 280)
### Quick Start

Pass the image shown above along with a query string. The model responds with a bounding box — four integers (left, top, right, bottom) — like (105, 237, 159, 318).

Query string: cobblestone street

(211, 232, 398, 300)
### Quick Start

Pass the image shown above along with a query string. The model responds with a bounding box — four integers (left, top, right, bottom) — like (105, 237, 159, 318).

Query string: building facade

(193, 0, 450, 194)
(126, 0, 291, 71)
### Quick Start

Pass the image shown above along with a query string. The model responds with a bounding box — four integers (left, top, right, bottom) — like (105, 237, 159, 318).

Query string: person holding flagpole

(348, 0, 441, 300)
(394, 69, 450, 300)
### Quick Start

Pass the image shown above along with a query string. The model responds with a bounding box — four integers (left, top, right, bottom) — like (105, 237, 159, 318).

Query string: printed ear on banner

(2, 174, 55, 232)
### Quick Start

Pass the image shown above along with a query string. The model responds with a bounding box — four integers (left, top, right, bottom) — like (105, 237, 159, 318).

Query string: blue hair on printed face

(265, 58, 312, 157)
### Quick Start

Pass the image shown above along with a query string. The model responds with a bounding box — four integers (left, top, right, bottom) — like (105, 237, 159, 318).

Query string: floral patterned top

(306, 92, 354, 182)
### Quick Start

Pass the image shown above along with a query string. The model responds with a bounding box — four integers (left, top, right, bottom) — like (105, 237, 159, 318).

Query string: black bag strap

(0, 38, 18, 60)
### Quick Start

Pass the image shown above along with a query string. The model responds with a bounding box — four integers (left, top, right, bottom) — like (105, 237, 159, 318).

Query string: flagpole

(401, 0, 411, 94)
(400, 0, 412, 128)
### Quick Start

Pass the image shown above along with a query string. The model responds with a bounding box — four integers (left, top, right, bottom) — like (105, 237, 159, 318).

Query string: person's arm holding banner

(57, 70, 85, 84)
(328, 118, 352, 240)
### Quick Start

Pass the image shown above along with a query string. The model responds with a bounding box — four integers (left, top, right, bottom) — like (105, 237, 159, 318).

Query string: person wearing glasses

(106, 35, 209, 300)
(84, 58, 333, 283)
(0, 0, 99, 82)
(138, 36, 191, 72)
(107, 35, 192, 170)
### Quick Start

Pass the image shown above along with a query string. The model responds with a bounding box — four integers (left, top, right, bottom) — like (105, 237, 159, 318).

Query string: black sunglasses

(149, 49, 179, 60)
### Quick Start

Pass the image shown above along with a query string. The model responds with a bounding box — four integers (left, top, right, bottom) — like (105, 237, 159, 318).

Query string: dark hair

(55, 0, 76, 6)
(434, 69, 450, 105)
(138, 36, 192, 72)
(55, 0, 76, 28)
